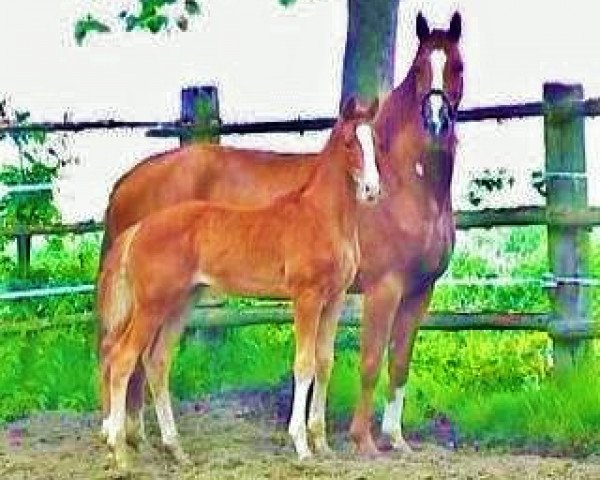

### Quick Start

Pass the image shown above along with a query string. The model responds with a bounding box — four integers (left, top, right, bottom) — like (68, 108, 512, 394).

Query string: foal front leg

(289, 291, 323, 460)
(307, 292, 345, 456)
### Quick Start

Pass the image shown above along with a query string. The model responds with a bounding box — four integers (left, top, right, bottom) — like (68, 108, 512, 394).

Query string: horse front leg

(307, 292, 345, 456)
(350, 273, 403, 457)
(381, 286, 432, 453)
(289, 290, 323, 460)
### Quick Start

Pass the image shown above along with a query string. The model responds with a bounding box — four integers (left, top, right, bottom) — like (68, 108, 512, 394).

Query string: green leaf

(176, 16, 189, 31)
(279, 0, 297, 6)
(74, 15, 110, 45)
(185, 0, 201, 15)
(145, 14, 169, 33)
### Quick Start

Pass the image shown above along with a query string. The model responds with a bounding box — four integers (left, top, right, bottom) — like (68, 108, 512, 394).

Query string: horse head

(338, 97, 381, 203)
(412, 12, 463, 140)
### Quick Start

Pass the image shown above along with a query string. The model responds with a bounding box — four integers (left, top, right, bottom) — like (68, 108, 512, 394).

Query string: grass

(445, 360, 600, 452)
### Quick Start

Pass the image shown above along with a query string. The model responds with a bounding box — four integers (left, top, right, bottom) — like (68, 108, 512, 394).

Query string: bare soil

(2, 389, 600, 479)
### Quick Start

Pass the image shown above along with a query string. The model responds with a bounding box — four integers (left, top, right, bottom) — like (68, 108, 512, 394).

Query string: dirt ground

(2, 389, 600, 480)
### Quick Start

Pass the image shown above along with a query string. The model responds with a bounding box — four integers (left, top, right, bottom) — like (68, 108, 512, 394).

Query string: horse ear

(341, 96, 357, 120)
(416, 12, 429, 42)
(449, 11, 462, 42)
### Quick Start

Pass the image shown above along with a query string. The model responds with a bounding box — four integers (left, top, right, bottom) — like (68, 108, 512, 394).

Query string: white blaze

(429, 50, 447, 135)
(356, 124, 380, 201)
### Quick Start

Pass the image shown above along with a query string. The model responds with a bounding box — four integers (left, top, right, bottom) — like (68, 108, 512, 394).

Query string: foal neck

(299, 131, 358, 230)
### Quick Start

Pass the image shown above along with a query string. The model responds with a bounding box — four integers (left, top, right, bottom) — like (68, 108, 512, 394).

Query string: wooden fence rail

(0, 295, 553, 336)
(3, 205, 600, 238)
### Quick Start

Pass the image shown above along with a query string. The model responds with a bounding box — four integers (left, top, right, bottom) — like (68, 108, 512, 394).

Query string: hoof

(163, 442, 192, 466)
(313, 443, 335, 458)
(352, 435, 382, 459)
(379, 433, 413, 454)
(308, 430, 335, 458)
(111, 444, 132, 472)
(125, 432, 147, 452)
(296, 450, 313, 461)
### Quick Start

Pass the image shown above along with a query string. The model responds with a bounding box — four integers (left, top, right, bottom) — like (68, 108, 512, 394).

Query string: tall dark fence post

(544, 82, 593, 373)
(180, 85, 225, 346)
(180, 85, 220, 145)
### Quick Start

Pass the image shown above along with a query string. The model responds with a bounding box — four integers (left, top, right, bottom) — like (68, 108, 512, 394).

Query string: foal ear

(448, 11, 462, 42)
(341, 96, 357, 120)
(416, 12, 430, 42)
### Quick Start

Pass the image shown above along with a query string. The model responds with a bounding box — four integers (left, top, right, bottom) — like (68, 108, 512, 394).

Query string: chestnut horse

(98, 98, 380, 467)
(101, 12, 463, 457)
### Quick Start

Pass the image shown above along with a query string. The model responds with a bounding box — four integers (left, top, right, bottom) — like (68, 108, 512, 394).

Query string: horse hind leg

(381, 287, 432, 453)
(307, 292, 345, 457)
(142, 318, 190, 465)
(288, 290, 323, 460)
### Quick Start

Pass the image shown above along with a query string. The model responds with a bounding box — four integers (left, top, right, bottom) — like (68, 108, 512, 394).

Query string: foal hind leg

(105, 315, 150, 470)
(382, 287, 432, 453)
(307, 292, 345, 456)
(143, 321, 190, 465)
(289, 290, 323, 460)
(124, 361, 147, 450)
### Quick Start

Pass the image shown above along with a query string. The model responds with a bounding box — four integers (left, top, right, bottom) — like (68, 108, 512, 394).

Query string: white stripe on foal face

(428, 50, 447, 136)
(355, 124, 381, 202)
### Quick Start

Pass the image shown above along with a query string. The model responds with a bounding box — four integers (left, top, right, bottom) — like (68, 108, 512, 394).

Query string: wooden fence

(1, 82, 599, 371)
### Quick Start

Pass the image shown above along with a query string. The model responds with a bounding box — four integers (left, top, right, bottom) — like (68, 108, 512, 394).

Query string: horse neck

(375, 70, 456, 209)
(300, 133, 358, 235)
(419, 146, 456, 208)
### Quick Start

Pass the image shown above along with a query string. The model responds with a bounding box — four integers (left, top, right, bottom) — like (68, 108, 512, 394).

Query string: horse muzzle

(421, 89, 457, 138)
(357, 180, 383, 204)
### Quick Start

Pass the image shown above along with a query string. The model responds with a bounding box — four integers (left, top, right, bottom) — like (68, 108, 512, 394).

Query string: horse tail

(98, 201, 116, 273)
(97, 223, 140, 362)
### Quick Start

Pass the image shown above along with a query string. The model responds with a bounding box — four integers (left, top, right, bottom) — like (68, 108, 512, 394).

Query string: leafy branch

(74, 0, 201, 45)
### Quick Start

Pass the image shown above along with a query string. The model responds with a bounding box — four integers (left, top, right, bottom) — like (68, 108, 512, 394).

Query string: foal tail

(97, 224, 140, 361)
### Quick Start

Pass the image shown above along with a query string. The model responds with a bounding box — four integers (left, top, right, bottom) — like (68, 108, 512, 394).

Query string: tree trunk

(340, 0, 400, 110)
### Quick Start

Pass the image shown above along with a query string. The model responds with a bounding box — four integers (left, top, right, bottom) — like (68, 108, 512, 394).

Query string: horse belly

(193, 241, 290, 298)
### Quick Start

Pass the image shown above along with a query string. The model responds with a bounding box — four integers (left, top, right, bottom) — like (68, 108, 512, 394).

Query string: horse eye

(453, 63, 464, 74)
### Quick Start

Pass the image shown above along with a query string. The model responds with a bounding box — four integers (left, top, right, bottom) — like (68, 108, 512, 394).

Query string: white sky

(1, 0, 599, 221)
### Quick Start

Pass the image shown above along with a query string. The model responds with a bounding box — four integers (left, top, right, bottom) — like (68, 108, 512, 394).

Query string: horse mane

(260, 120, 347, 207)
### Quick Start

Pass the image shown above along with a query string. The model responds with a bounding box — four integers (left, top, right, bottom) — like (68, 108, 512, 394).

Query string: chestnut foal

(97, 98, 380, 467)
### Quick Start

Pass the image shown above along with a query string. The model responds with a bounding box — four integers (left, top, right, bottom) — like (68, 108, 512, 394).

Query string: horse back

(102, 143, 316, 260)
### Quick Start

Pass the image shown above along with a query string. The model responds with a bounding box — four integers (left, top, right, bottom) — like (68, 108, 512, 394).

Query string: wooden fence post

(16, 231, 31, 279)
(180, 85, 225, 345)
(180, 85, 220, 145)
(544, 82, 593, 373)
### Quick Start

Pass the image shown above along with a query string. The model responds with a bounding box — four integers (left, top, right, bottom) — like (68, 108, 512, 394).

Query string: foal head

(412, 12, 463, 139)
(337, 97, 380, 203)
